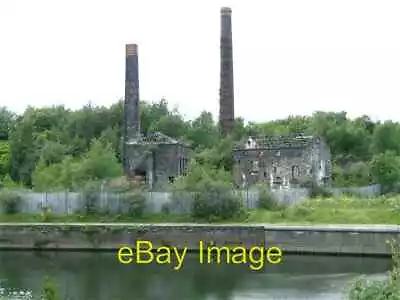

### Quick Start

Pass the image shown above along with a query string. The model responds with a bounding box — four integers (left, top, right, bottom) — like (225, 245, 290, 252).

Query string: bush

(123, 190, 147, 217)
(309, 183, 332, 199)
(347, 241, 400, 299)
(191, 183, 242, 221)
(81, 182, 101, 215)
(161, 203, 170, 215)
(291, 204, 312, 218)
(258, 185, 280, 210)
(0, 190, 22, 214)
(40, 207, 54, 222)
(42, 276, 60, 300)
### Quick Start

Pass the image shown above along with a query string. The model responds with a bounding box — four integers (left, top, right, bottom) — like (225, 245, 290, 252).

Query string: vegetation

(347, 242, 400, 299)
(0, 195, 396, 224)
(123, 189, 147, 217)
(2, 102, 400, 300)
(0, 100, 399, 192)
(257, 184, 281, 210)
(246, 195, 400, 224)
(0, 190, 22, 214)
(42, 276, 60, 300)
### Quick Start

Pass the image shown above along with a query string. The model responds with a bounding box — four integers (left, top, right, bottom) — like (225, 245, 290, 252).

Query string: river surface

(0, 251, 391, 300)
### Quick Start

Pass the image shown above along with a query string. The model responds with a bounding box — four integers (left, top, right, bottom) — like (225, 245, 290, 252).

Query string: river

(0, 251, 391, 300)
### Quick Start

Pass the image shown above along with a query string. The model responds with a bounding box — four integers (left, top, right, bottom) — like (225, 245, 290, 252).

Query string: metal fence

(2, 184, 381, 215)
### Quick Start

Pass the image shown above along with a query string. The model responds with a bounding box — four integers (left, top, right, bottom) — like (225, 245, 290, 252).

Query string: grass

(0, 195, 400, 224)
(245, 194, 400, 224)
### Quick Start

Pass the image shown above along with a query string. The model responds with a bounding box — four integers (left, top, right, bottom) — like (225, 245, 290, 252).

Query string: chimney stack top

(126, 44, 138, 56)
(220, 7, 232, 15)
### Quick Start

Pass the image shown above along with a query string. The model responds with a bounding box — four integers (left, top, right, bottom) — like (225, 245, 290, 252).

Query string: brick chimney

(219, 7, 235, 136)
(123, 44, 141, 176)
(124, 44, 141, 141)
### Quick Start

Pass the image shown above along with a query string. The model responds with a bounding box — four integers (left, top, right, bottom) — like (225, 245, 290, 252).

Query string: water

(0, 251, 391, 300)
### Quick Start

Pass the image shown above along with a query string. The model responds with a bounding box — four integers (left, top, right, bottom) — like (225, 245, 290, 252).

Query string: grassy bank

(0, 195, 399, 224)
(246, 195, 400, 224)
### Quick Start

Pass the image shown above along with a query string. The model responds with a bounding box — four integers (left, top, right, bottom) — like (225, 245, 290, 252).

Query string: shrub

(309, 183, 332, 199)
(291, 205, 312, 218)
(81, 182, 101, 215)
(0, 190, 22, 214)
(40, 207, 54, 222)
(123, 190, 147, 217)
(191, 183, 242, 221)
(258, 185, 280, 210)
(161, 203, 170, 215)
(347, 241, 400, 299)
(42, 276, 60, 300)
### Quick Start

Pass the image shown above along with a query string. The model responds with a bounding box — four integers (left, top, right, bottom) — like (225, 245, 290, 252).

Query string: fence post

(246, 187, 249, 209)
(65, 191, 68, 214)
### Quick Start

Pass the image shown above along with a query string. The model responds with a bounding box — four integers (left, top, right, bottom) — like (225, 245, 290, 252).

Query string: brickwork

(219, 7, 235, 135)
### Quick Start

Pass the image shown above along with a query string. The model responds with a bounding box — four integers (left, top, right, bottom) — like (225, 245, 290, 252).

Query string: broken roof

(126, 131, 189, 146)
(234, 135, 321, 150)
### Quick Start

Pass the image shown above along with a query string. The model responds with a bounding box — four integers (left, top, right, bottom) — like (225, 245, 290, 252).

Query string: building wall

(125, 143, 190, 188)
(233, 138, 332, 187)
(152, 145, 190, 186)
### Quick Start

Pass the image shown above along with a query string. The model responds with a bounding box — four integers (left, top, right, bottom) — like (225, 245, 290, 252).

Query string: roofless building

(122, 44, 190, 188)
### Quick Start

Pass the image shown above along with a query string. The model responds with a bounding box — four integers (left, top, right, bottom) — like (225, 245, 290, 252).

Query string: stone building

(122, 44, 191, 188)
(124, 132, 190, 188)
(232, 135, 332, 188)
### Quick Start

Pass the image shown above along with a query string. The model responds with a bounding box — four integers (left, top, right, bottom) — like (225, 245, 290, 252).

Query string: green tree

(0, 106, 16, 138)
(0, 141, 10, 179)
(371, 121, 400, 156)
(186, 111, 219, 149)
(370, 151, 400, 192)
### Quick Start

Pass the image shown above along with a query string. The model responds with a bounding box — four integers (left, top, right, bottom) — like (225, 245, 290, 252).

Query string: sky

(1, 0, 400, 123)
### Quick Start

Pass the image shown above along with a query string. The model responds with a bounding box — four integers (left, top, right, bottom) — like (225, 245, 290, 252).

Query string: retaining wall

(0, 223, 397, 256)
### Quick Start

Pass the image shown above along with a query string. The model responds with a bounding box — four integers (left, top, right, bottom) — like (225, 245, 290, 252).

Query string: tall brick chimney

(123, 44, 141, 175)
(124, 44, 141, 141)
(219, 7, 235, 136)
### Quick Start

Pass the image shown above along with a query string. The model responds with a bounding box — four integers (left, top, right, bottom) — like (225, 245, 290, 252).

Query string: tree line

(0, 99, 399, 192)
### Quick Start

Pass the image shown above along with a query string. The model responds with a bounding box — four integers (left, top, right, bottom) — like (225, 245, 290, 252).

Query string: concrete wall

(5, 184, 381, 215)
(0, 223, 397, 255)
(330, 184, 381, 197)
(0, 224, 265, 251)
(264, 224, 399, 256)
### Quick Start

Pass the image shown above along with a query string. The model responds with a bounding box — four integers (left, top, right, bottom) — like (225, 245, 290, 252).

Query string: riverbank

(0, 223, 397, 256)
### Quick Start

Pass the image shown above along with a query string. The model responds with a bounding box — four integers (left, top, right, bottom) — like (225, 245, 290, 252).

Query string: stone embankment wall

(0, 224, 265, 250)
(0, 223, 397, 256)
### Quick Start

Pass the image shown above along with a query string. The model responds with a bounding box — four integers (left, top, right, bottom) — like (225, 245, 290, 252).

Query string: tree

(9, 116, 37, 186)
(186, 111, 219, 149)
(370, 121, 400, 156)
(370, 151, 400, 192)
(0, 106, 16, 138)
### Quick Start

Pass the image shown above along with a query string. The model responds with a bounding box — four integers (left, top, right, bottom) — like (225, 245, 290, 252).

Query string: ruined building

(219, 7, 235, 136)
(219, 8, 333, 188)
(232, 136, 332, 188)
(122, 44, 190, 188)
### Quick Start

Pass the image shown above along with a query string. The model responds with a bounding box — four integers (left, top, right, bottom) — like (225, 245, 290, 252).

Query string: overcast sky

(1, 0, 400, 123)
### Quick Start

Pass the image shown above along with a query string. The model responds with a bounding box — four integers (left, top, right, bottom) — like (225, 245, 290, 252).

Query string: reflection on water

(0, 251, 391, 300)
